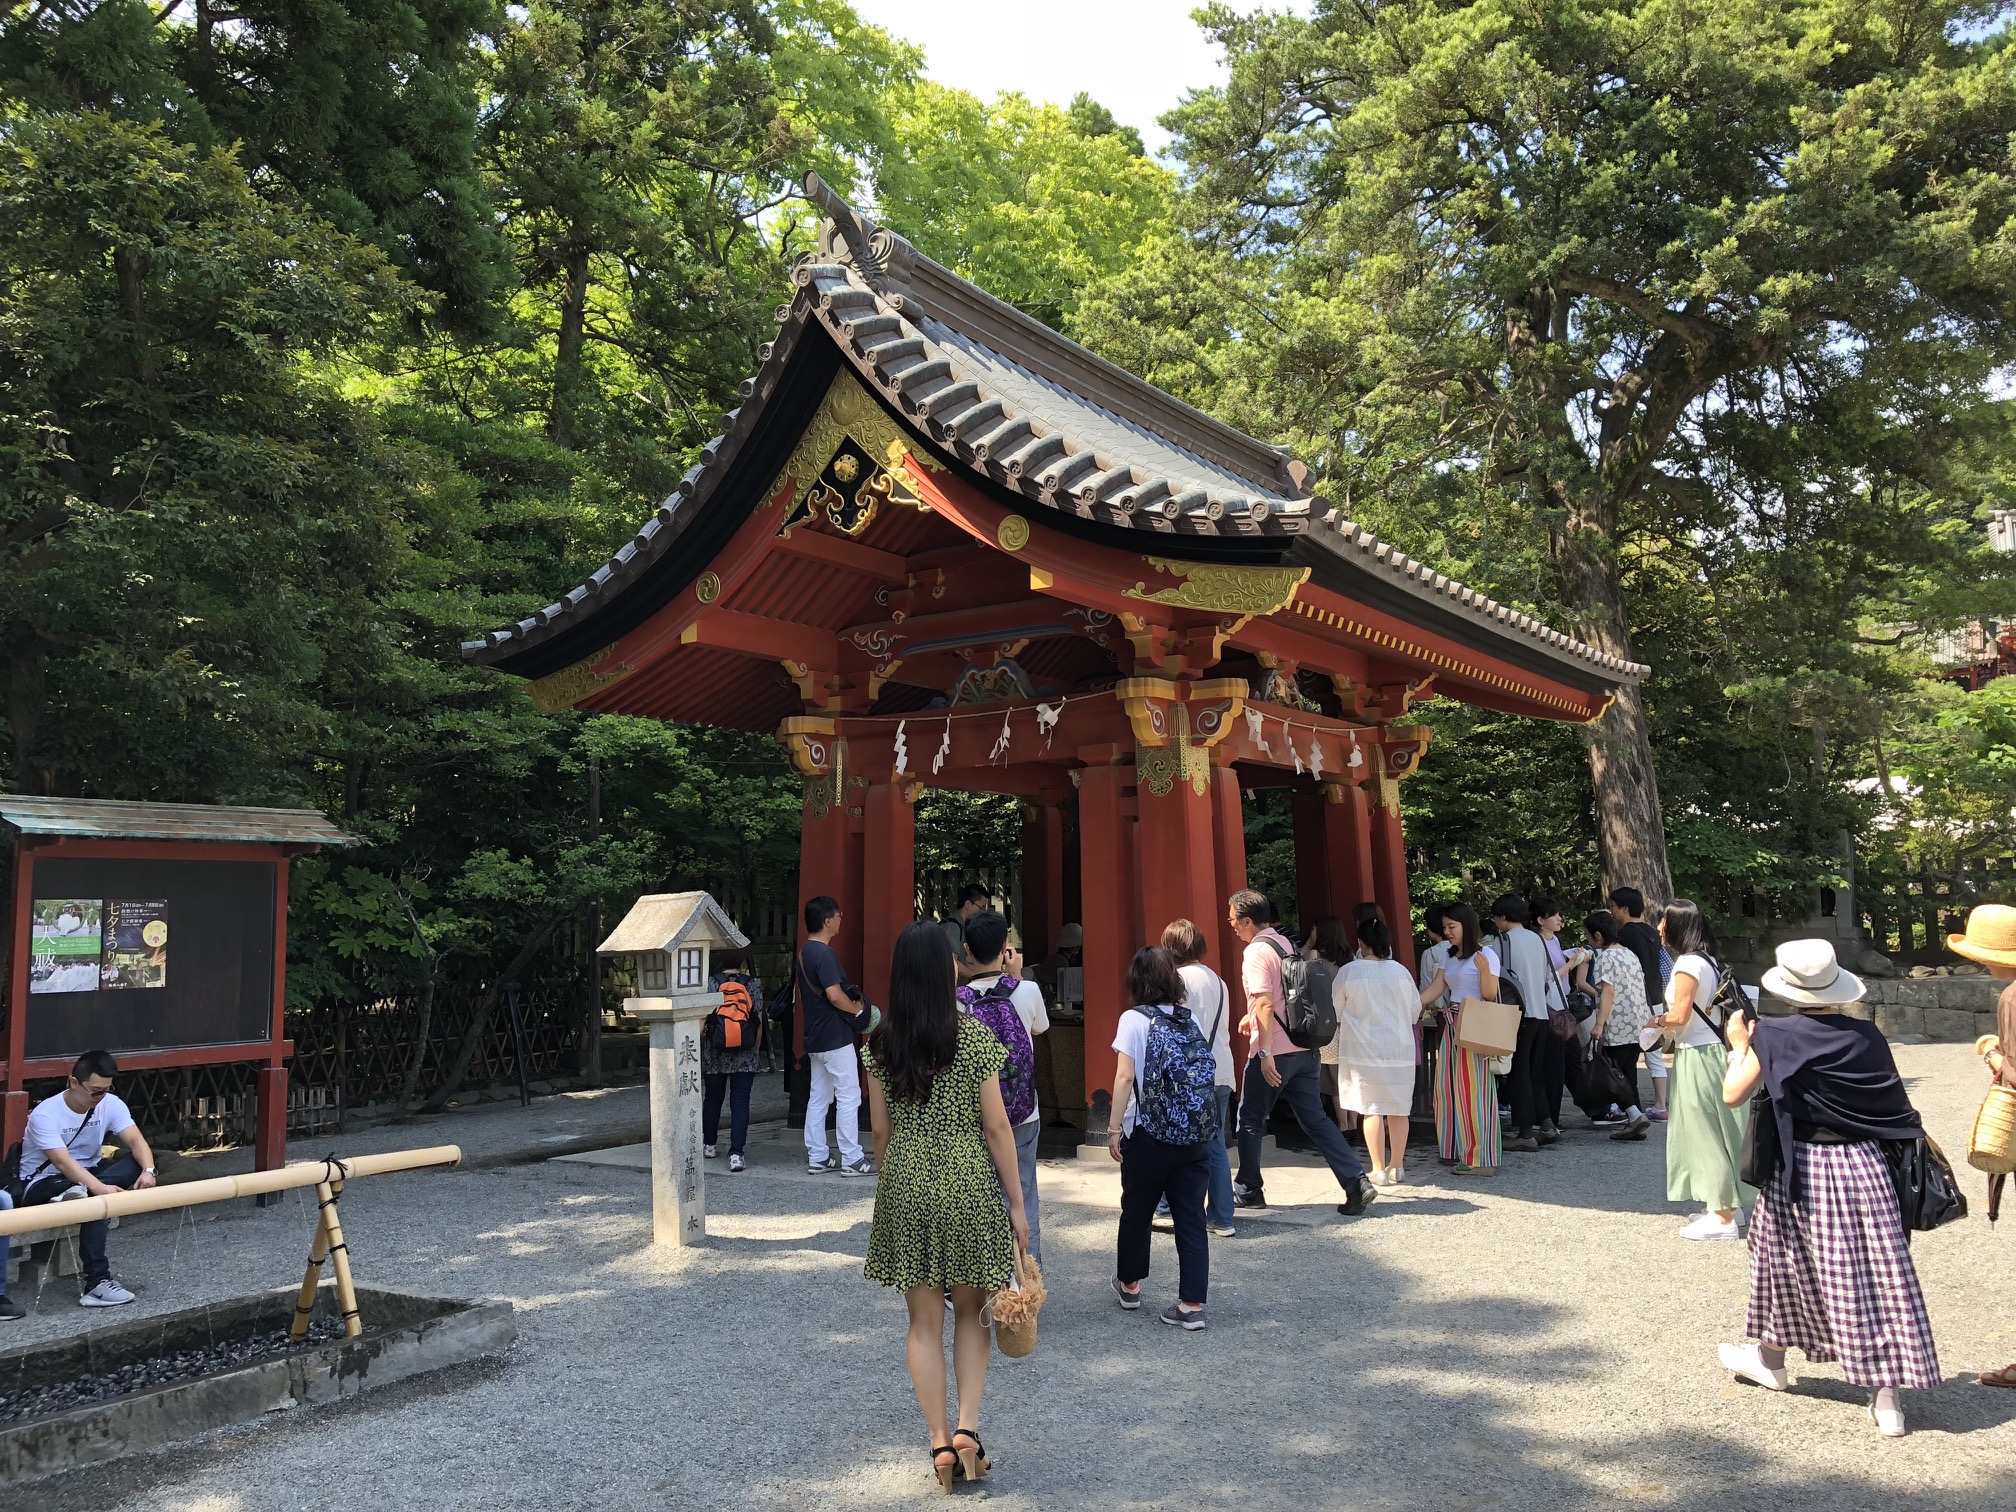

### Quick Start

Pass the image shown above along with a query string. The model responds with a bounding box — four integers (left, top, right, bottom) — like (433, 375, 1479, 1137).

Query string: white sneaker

(727, 1153, 746, 1173)
(1680, 1213, 1743, 1241)
(52, 1184, 86, 1203)
(79, 1279, 135, 1308)
(1719, 1341, 1790, 1391)
(703, 1144, 718, 1160)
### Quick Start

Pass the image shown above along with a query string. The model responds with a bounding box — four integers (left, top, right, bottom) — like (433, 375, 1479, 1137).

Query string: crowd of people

(810, 880, 2015, 1489)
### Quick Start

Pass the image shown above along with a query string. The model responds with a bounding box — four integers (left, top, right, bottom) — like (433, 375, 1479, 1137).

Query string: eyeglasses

(72, 1080, 112, 1100)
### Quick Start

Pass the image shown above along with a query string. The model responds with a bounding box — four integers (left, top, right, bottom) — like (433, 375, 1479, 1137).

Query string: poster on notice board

(28, 899, 103, 993)
(102, 899, 170, 990)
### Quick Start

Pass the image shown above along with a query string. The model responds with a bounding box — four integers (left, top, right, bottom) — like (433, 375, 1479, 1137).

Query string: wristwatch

(142, 1166, 156, 1175)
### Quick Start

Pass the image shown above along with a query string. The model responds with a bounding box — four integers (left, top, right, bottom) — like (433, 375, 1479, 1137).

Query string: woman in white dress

(1333, 916, 1424, 1185)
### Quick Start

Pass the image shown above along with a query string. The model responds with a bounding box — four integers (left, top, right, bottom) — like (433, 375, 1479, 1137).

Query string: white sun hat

(1759, 938, 1866, 1007)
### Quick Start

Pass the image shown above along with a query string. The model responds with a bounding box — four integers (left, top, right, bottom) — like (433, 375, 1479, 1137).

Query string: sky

(847, 1, 1306, 156)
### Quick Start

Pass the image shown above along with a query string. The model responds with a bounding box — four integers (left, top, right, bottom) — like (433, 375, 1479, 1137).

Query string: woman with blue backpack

(1108, 946, 1215, 1331)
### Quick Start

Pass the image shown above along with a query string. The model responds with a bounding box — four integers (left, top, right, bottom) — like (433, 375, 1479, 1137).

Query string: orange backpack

(708, 976, 759, 1055)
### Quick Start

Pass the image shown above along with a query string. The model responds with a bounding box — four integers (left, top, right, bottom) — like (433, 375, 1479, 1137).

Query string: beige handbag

(1968, 1083, 2016, 1176)
(1454, 996, 1520, 1059)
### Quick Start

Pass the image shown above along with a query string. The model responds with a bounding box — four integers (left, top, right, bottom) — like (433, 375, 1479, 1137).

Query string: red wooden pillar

(795, 777, 858, 1056)
(1291, 789, 1332, 932)
(1330, 781, 1377, 920)
(1020, 803, 1063, 962)
(3, 845, 32, 1157)
(1370, 785, 1416, 973)
(859, 781, 915, 1012)
(1077, 760, 1133, 1128)
(254, 856, 291, 1174)
(1210, 763, 1251, 1064)
(1134, 764, 1219, 965)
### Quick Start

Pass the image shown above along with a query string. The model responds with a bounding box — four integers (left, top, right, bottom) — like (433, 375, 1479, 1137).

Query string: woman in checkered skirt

(1714, 940, 1939, 1437)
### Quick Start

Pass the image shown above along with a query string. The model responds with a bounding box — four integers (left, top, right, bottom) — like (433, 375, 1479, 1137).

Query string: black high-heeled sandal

(930, 1445, 960, 1493)
(953, 1429, 990, 1482)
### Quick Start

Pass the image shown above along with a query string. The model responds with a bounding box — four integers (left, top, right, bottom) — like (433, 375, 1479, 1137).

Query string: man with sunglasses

(9, 1050, 155, 1308)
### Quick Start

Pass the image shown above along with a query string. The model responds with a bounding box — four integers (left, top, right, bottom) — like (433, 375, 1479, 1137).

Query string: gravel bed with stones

(0, 1318, 346, 1425)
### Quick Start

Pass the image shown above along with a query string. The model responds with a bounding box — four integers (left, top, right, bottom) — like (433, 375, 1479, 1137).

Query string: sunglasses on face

(72, 1080, 112, 1100)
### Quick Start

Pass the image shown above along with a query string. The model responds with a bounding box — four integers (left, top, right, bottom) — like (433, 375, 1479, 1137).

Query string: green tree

(1113, 0, 2016, 897)
(874, 82, 1176, 329)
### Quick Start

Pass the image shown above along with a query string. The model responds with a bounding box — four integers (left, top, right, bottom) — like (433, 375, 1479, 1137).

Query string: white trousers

(805, 1046, 864, 1165)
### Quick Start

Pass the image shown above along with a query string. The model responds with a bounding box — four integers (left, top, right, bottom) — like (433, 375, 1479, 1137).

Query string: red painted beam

(681, 608, 838, 670)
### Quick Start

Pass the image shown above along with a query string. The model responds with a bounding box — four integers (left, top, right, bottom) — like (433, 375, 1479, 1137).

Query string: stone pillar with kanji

(596, 892, 750, 1248)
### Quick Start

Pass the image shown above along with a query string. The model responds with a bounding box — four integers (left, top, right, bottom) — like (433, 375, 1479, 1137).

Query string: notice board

(23, 857, 275, 1059)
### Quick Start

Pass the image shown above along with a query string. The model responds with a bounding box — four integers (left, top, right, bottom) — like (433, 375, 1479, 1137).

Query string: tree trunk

(1550, 483, 1674, 901)
(546, 245, 592, 449)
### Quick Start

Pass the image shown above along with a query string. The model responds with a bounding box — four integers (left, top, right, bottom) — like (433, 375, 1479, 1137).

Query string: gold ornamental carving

(1124, 559, 1310, 617)
(694, 571, 722, 605)
(525, 649, 632, 713)
(779, 715, 838, 777)
(804, 774, 837, 819)
(771, 369, 946, 541)
(997, 514, 1031, 551)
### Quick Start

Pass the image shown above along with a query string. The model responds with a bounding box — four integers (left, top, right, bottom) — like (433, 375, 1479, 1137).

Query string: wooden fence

(1857, 859, 2016, 961)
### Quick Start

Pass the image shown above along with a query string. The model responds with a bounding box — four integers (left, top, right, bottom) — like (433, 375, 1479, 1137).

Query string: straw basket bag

(1969, 1084, 2016, 1176)
(990, 1247, 1045, 1359)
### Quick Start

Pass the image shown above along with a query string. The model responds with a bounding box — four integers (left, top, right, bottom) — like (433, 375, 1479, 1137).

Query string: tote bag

(1454, 996, 1520, 1058)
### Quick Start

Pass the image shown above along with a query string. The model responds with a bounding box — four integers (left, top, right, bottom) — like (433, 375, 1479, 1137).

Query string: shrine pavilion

(467, 175, 1646, 1136)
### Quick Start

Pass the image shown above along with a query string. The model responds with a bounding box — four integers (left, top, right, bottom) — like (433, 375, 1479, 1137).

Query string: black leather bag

(1884, 1134, 1969, 1232)
(1580, 1041, 1635, 1109)
(1739, 1092, 1782, 1188)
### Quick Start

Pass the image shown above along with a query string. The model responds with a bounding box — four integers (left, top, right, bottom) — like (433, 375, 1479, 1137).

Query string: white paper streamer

(932, 717, 952, 775)
(893, 719, 908, 774)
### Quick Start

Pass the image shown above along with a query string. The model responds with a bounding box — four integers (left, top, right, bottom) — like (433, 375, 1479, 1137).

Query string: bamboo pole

(0, 1145, 460, 1239)
(289, 1202, 334, 1342)
(318, 1177, 363, 1338)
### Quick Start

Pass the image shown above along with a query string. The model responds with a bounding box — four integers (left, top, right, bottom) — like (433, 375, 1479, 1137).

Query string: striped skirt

(1434, 1041, 1500, 1169)
(1746, 1140, 1941, 1390)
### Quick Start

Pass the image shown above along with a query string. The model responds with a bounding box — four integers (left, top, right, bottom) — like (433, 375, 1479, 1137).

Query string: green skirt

(1665, 1041, 1755, 1211)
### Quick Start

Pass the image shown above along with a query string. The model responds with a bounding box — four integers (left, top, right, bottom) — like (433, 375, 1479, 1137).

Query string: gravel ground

(6, 1043, 2011, 1511)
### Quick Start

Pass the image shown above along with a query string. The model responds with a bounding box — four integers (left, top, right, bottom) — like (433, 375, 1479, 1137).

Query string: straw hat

(1949, 903, 2016, 969)
(1760, 939, 1867, 1006)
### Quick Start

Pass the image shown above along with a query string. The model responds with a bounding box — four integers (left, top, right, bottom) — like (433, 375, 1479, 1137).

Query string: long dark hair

(870, 922, 959, 1103)
(1661, 897, 1716, 960)
(1304, 915, 1352, 967)
(1445, 903, 1484, 960)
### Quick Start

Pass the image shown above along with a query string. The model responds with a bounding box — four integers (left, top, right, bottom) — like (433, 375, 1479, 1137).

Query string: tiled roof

(465, 175, 1647, 685)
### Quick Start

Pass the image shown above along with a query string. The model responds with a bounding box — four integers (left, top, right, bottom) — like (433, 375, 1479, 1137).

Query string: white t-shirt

(966, 973, 1049, 1125)
(21, 1090, 136, 1187)
(1112, 1003, 1183, 1135)
(1442, 946, 1500, 1007)
(1177, 962, 1234, 1088)
(1669, 953, 1724, 1049)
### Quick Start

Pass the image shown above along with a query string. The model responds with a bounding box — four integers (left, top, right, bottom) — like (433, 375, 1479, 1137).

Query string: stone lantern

(597, 891, 748, 1247)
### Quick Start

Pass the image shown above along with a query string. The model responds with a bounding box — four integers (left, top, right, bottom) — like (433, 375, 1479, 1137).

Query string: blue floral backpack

(1129, 1004, 1217, 1145)
(958, 975, 1036, 1124)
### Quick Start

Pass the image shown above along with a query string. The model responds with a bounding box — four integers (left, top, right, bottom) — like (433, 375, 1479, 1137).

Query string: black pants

(1235, 1049, 1366, 1195)
(1540, 1027, 1568, 1128)
(1604, 1044, 1643, 1109)
(1507, 1016, 1551, 1135)
(22, 1152, 141, 1284)
(1117, 1130, 1209, 1306)
(703, 1071, 755, 1155)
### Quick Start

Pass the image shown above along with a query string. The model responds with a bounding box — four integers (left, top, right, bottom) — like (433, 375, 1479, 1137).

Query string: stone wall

(1761, 973, 2002, 1045)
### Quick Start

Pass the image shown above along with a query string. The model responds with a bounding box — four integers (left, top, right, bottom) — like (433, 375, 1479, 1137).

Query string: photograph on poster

(102, 899, 169, 990)
(29, 898, 103, 994)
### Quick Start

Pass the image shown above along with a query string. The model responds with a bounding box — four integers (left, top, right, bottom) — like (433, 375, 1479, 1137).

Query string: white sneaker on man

(1719, 1341, 1789, 1391)
(1680, 1212, 1742, 1241)
(79, 1279, 135, 1308)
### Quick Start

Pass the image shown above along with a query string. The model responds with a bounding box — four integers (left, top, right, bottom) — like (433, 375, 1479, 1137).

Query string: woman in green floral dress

(864, 921, 1029, 1491)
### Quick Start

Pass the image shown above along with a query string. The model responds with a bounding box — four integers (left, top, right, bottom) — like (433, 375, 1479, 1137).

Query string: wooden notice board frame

(0, 801, 350, 1172)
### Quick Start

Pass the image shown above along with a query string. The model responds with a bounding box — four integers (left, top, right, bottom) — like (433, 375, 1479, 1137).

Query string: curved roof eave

(466, 178, 1647, 691)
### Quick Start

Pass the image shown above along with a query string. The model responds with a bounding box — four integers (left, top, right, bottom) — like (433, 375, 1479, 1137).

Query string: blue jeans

(1012, 1118, 1042, 1265)
(702, 1071, 755, 1157)
(22, 1152, 141, 1284)
(1235, 1051, 1365, 1197)
(1206, 1086, 1235, 1227)
(0, 1190, 10, 1294)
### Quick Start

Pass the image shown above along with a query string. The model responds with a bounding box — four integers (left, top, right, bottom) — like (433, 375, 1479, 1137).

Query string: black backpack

(1269, 938, 1338, 1050)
